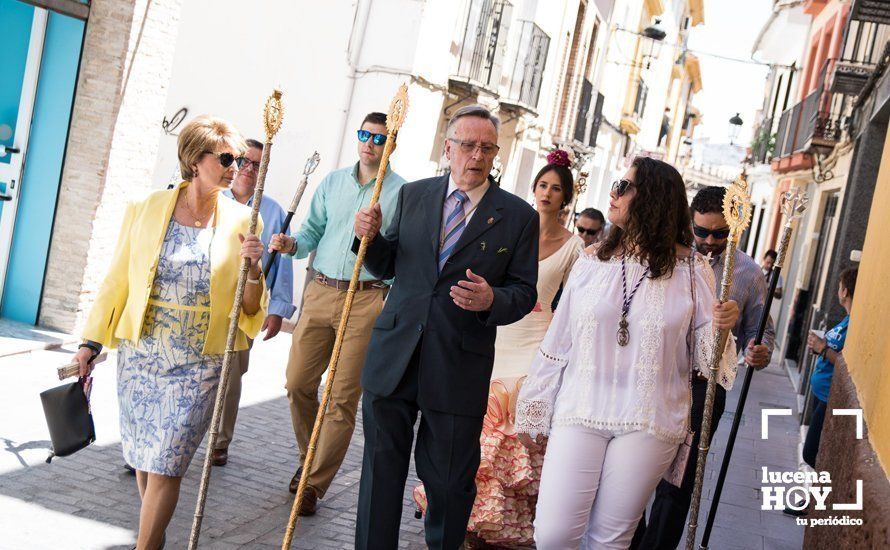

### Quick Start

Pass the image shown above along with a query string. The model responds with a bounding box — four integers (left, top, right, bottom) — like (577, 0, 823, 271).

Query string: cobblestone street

(0, 334, 803, 549)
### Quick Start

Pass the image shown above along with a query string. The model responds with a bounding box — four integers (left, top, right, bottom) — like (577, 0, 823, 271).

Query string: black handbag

(40, 377, 96, 462)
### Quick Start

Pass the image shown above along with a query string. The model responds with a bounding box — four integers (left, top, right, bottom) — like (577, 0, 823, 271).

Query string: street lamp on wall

(641, 19, 666, 69)
(728, 112, 743, 145)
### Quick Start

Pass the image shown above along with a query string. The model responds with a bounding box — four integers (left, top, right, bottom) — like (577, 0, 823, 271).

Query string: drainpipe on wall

(292, 0, 373, 325)
(334, 0, 374, 168)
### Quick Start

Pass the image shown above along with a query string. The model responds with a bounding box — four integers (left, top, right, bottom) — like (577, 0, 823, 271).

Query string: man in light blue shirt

(269, 112, 406, 513)
(213, 138, 296, 467)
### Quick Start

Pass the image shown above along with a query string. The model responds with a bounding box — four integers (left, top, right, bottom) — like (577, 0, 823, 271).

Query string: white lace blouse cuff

(515, 398, 554, 439)
(694, 326, 738, 391)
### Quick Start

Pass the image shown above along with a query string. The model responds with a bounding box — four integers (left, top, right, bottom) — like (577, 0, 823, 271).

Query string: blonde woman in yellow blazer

(73, 115, 268, 550)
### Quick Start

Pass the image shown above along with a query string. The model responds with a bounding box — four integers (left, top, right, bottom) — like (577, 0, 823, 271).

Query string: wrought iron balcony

(830, 58, 876, 96)
(851, 0, 890, 25)
(796, 88, 844, 154)
(829, 11, 890, 96)
(773, 55, 853, 165)
(452, 0, 513, 93)
(572, 79, 605, 148)
(773, 90, 846, 162)
(501, 20, 550, 111)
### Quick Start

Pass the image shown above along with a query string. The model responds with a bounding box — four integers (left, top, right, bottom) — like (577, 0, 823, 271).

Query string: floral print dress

(117, 219, 223, 476)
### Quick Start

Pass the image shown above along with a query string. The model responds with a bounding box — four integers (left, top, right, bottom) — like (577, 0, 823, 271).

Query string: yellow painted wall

(844, 126, 890, 477)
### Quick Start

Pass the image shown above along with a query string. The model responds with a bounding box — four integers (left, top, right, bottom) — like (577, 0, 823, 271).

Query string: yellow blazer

(82, 181, 268, 354)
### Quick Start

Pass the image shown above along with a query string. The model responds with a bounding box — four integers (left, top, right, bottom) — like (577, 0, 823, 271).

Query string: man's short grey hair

(446, 104, 500, 137)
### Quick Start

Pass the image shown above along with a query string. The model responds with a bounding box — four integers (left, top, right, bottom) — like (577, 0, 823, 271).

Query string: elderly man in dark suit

(352, 104, 539, 549)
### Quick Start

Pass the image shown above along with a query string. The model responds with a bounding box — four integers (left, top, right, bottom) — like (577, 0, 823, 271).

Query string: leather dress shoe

(212, 448, 228, 466)
(298, 485, 318, 516)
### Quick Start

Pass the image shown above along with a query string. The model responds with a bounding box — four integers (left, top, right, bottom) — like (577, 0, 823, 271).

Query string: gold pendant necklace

(185, 194, 213, 227)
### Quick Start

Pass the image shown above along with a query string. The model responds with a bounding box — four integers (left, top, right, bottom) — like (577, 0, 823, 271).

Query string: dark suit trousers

(355, 342, 485, 550)
(633, 377, 727, 550)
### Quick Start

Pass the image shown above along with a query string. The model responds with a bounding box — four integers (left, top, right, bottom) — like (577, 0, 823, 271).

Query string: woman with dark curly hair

(515, 157, 740, 548)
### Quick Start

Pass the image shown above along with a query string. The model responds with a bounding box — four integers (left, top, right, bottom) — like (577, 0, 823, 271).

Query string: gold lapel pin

(487, 217, 494, 225)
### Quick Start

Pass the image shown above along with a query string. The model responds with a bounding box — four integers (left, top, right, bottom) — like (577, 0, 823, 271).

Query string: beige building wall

(39, 0, 184, 333)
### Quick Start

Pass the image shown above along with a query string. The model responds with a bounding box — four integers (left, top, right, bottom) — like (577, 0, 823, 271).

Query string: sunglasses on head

(357, 129, 387, 146)
(576, 226, 600, 236)
(207, 152, 246, 169)
(692, 224, 731, 240)
(611, 178, 634, 197)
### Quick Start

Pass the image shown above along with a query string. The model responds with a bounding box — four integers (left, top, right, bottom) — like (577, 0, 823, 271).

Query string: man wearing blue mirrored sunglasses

(268, 112, 406, 516)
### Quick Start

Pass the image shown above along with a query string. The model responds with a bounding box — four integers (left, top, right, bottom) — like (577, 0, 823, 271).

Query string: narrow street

(1, 332, 802, 549)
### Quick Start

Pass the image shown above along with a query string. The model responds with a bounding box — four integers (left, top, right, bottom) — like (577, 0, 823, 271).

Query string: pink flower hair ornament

(546, 149, 572, 168)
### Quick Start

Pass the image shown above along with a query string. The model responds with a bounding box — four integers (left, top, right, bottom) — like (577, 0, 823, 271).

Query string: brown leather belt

(315, 274, 388, 292)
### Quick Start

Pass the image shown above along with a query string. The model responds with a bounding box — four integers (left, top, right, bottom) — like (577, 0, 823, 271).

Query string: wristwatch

(78, 342, 101, 363)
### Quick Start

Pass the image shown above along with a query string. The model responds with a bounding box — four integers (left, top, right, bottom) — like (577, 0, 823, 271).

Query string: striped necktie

(438, 189, 469, 273)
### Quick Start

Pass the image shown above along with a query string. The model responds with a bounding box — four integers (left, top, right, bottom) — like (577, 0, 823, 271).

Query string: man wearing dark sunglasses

(267, 111, 406, 515)
(634, 185, 776, 549)
(212, 138, 296, 467)
(575, 207, 606, 247)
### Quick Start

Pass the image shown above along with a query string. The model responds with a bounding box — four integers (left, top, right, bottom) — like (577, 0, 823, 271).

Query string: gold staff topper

(264, 89, 284, 142)
(722, 170, 753, 239)
(387, 83, 410, 136)
(576, 171, 589, 196)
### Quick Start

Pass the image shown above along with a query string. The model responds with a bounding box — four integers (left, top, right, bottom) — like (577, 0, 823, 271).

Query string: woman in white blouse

(515, 157, 739, 549)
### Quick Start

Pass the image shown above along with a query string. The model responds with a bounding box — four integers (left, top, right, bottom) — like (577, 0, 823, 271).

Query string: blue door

(0, 0, 85, 324)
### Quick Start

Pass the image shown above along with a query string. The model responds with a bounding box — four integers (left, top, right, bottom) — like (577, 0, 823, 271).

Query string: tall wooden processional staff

(188, 89, 284, 550)
(697, 189, 808, 549)
(280, 83, 410, 550)
(685, 171, 752, 550)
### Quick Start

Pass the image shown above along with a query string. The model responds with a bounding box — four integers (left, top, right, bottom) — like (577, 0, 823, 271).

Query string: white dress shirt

(444, 175, 490, 227)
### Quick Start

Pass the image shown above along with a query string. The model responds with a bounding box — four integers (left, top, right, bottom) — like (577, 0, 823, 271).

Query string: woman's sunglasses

(611, 178, 634, 197)
(692, 224, 731, 240)
(207, 152, 246, 169)
(357, 129, 387, 146)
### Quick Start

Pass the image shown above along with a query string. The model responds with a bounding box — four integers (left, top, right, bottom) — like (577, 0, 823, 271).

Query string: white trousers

(534, 425, 679, 549)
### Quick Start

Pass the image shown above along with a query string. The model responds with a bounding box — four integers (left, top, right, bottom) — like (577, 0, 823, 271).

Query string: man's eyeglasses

(207, 152, 246, 169)
(692, 224, 731, 240)
(357, 129, 387, 146)
(611, 178, 634, 197)
(240, 158, 261, 171)
(576, 226, 601, 237)
(448, 138, 500, 157)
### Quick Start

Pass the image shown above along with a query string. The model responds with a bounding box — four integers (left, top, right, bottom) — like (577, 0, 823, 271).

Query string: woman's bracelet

(78, 342, 100, 362)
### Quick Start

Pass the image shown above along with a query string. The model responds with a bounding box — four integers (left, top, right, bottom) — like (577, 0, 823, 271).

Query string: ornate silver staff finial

(776, 189, 808, 269)
(303, 151, 321, 176)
